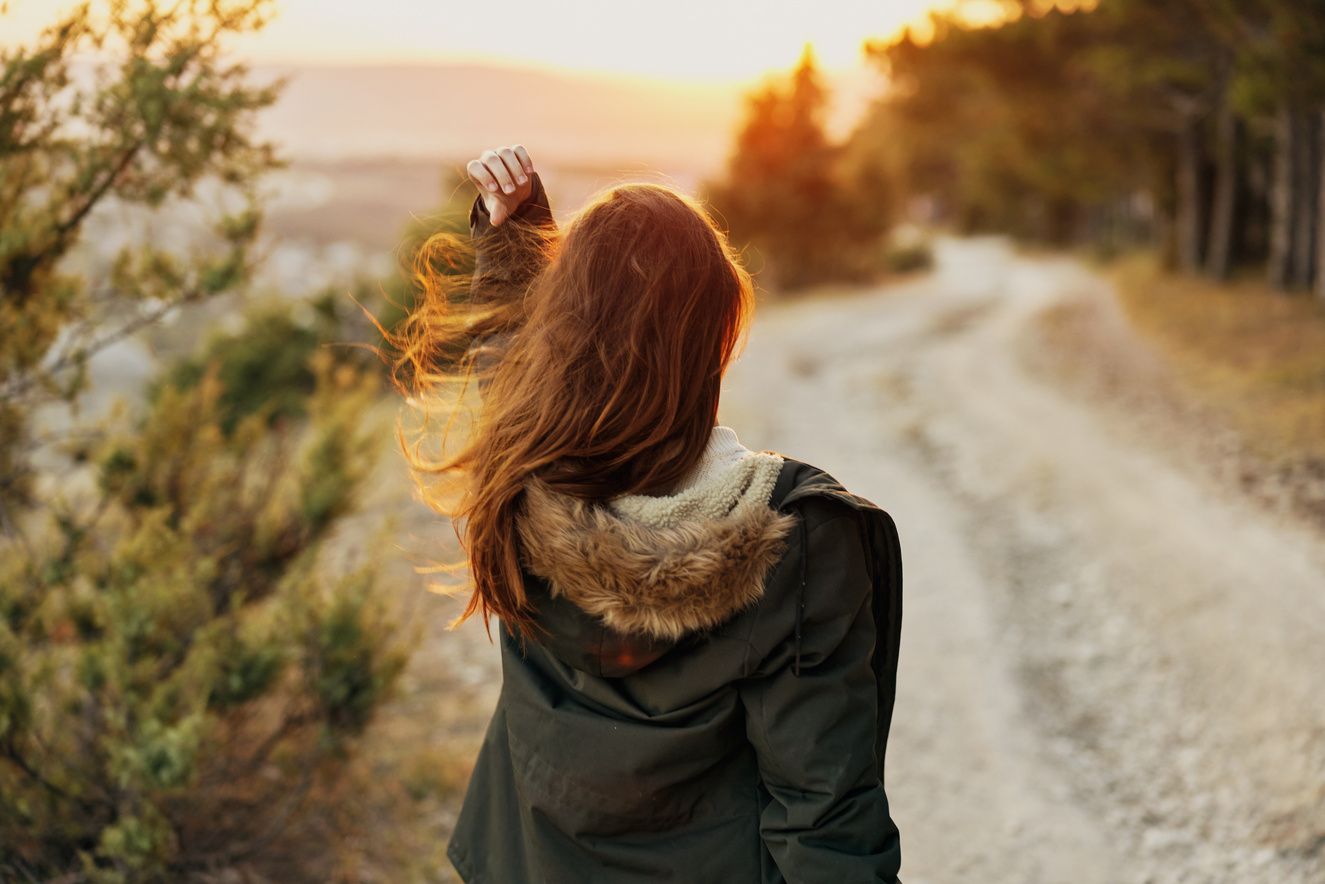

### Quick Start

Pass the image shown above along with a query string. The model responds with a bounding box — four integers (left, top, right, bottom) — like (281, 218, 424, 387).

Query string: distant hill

(253, 63, 746, 179)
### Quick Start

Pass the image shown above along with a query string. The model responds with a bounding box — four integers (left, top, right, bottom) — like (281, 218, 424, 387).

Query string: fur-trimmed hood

(516, 428, 795, 643)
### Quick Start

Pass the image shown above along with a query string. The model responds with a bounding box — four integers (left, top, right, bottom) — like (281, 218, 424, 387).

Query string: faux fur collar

(516, 435, 795, 641)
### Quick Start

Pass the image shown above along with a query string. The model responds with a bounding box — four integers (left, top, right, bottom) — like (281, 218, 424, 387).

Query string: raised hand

(467, 144, 535, 227)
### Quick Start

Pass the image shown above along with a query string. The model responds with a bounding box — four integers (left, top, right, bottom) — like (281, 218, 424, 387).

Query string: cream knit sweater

(608, 426, 784, 528)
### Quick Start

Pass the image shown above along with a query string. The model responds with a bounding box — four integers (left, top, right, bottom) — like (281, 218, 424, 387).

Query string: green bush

(156, 293, 378, 436)
(0, 4, 408, 879)
(0, 322, 404, 882)
(884, 240, 935, 274)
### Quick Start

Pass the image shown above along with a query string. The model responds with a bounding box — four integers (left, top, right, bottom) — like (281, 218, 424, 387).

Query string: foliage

(856, 0, 1325, 289)
(0, 0, 279, 399)
(883, 239, 935, 275)
(707, 47, 894, 292)
(860, 5, 1152, 243)
(1, 0, 279, 517)
(158, 292, 373, 436)
(0, 3, 406, 880)
(1, 344, 400, 881)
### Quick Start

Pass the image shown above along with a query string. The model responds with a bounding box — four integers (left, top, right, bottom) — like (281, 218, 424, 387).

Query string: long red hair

(394, 183, 755, 633)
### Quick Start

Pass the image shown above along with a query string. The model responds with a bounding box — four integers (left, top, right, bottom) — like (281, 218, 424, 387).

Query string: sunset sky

(0, 0, 1007, 83)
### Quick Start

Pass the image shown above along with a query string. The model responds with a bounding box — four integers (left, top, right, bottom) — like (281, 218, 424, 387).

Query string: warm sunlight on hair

(386, 180, 755, 633)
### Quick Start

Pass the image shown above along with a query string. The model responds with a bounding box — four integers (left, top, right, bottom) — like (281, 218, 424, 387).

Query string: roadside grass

(1033, 251, 1325, 527)
(1109, 255, 1325, 467)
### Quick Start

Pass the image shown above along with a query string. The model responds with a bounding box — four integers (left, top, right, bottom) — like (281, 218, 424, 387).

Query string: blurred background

(2, 1, 1324, 882)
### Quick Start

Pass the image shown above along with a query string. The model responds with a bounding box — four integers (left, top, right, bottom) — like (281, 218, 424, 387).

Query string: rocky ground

(372, 238, 1325, 883)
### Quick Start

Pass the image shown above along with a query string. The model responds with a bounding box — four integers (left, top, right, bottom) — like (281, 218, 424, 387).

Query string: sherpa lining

(516, 428, 794, 641)
(609, 427, 783, 527)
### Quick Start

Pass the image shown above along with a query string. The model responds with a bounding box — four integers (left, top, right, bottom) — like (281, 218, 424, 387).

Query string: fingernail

(487, 183, 497, 192)
(503, 184, 514, 193)
(517, 175, 527, 184)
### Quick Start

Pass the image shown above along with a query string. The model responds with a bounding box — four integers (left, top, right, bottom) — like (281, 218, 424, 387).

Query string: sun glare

(2, 0, 974, 83)
(228, 0, 963, 83)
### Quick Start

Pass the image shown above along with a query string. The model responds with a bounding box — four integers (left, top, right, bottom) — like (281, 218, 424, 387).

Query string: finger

(467, 158, 499, 193)
(490, 199, 509, 227)
(482, 149, 517, 194)
(512, 144, 533, 176)
(496, 147, 527, 186)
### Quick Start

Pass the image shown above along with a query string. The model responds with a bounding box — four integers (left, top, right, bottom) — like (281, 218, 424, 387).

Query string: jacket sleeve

(466, 172, 556, 377)
(740, 508, 902, 883)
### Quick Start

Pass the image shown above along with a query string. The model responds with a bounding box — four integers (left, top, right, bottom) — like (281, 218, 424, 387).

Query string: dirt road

(395, 238, 1325, 883)
(719, 237, 1325, 884)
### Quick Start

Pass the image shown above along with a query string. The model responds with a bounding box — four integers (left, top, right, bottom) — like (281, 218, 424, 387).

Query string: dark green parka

(447, 182, 903, 883)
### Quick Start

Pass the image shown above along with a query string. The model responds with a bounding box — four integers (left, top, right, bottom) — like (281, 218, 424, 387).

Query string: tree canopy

(851, 0, 1325, 293)
(707, 47, 893, 291)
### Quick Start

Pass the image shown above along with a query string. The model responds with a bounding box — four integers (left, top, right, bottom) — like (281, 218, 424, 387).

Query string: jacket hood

(515, 428, 795, 674)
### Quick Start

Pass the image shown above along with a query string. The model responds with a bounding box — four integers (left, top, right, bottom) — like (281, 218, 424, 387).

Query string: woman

(397, 145, 903, 883)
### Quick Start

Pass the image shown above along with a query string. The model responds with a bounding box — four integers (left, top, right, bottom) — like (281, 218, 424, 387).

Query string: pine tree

(708, 46, 892, 291)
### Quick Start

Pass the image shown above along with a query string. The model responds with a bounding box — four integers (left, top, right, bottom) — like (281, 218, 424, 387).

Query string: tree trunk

(1291, 112, 1320, 290)
(1238, 145, 1271, 267)
(1317, 109, 1325, 300)
(1176, 112, 1205, 273)
(1205, 98, 1238, 280)
(1267, 107, 1294, 290)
